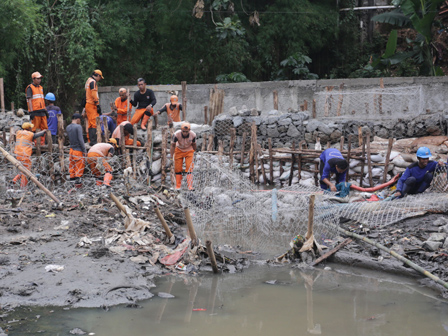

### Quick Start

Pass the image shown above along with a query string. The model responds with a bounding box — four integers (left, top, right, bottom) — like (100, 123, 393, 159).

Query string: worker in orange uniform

(154, 95, 183, 125)
(130, 78, 156, 131)
(12, 122, 46, 188)
(84, 69, 103, 146)
(112, 121, 141, 147)
(87, 139, 116, 186)
(114, 88, 132, 124)
(66, 113, 86, 186)
(26, 72, 47, 145)
(170, 122, 196, 190)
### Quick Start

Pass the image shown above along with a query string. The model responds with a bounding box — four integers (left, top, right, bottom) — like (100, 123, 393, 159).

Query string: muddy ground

(0, 186, 448, 313)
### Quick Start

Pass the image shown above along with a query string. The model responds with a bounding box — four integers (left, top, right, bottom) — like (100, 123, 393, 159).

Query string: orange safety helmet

(170, 95, 178, 104)
(31, 72, 43, 79)
(93, 69, 104, 79)
(181, 122, 191, 130)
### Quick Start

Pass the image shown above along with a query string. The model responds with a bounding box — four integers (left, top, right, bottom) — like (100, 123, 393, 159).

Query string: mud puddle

(2, 264, 448, 335)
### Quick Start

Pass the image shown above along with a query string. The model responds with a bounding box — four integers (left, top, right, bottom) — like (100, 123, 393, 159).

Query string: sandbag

(391, 155, 409, 168)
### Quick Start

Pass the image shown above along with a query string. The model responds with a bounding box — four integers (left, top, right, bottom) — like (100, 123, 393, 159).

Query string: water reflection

(3, 265, 448, 336)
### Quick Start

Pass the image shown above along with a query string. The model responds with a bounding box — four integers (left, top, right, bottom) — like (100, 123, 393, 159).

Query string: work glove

(97, 105, 102, 115)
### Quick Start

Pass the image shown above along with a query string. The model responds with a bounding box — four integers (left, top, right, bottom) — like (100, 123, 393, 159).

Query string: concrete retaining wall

(99, 77, 448, 125)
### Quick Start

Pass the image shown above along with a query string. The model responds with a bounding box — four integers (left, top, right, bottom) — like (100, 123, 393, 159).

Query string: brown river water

(4, 264, 448, 335)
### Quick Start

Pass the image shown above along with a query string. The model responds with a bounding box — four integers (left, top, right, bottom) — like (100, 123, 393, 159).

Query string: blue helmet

(45, 92, 56, 101)
(416, 146, 431, 158)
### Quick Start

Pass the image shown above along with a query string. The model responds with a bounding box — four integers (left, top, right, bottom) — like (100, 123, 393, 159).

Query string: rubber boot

(12, 174, 21, 184)
(96, 180, 103, 186)
(88, 128, 97, 146)
(186, 172, 194, 190)
(141, 114, 150, 131)
(20, 175, 28, 188)
(103, 172, 113, 187)
(175, 173, 182, 190)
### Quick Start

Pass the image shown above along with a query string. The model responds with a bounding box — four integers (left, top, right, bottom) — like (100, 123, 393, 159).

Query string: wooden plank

(273, 90, 278, 110)
(181, 81, 187, 121)
(103, 116, 109, 140)
(382, 137, 394, 183)
(310, 238, 353, 266)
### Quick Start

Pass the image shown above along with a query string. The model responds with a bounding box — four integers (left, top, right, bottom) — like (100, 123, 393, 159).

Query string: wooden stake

(336, 83, 344, 116)
(35, 130, 41, 157)
(57, 114, 66, 183)
(207, 133, 214, 151)
(206, 240, 219, 274)
(103, 116, 109, 140)
(120, 125, 131, 169)
(273, 90, 278, 110)
(379, 78, 384, 115)
(11, 102, 14, 114)
(240, 131, 247, 165)
(153, 114, 158, 129)
(218, 140, 223, 165)
(229, 128, 236, 169)
(184, 207, 198, 246)
(132, 124, 138, 179)
(46, 130, 54, 181)
(2, 130, 6, 148)
(312, 99, 316, 119)
(0, 78, 4, 113)
(366, 133, 373, 187)
(306, 194, 316, 239)
(181, 81, 187, 121)
(382, 137, 394, 183)
(169, 127, 175, 187)
(359, 137, 366, 187)
(127, 89, 131, 122)
(0, 145, 60, 203)
(268, 138, 273, 184)
(260, 157, 267, 185)
(311, 238, 352, 266)
(358, 126, 363, 146)
(96, 116, 102, 143)
(346, 134, 352, 181)
(201, 133, 207, 152)
(155, 206, 173, 239)
(145, 119, 153, 184)
(304, 100, 308, 111)
(288, 142, 295, 186)
(339, 135, 345, 151)
(161, 127, 167, 185)
(249, 123, 256, 183)
(204, 106, 208, 125)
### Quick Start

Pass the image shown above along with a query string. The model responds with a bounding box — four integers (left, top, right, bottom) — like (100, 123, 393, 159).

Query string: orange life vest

(165, 103, 181, 122)
(15, 130, 34, 157)
(25, 84, 45, 112)
(173, 130, 196, 152)
(115, 97, 132, 116)
(85, 77, 98, 105)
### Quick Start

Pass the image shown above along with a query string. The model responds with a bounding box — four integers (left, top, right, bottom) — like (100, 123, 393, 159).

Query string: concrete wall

(99, 76, 448, 125)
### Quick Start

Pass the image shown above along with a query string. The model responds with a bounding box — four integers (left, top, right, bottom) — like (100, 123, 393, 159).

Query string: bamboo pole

(339, 135, 345, 151)
(154, 206, 173, 239)
(127, 89, 131, 122)
(132, 124, 138, 179)
(0, 78, 4, 113)
(181, 81, 187, 121)
(57, 114, 66, 183)
(11, 102, 14, 114)
(0, 145, 60, 203)
(366, 133, 373, 187)
(249, 123, 256, 183)
(358, 126, 363, 146)
(206, 240, 219, 274)
(110, 192, 130, 218)
(229, 128, 236, 168)
(312, 99, 316, 119)
(273, 90, 278, 110)
(184, 207, 198, 246)
(240, 131, 247, 165)
(204, 106, 208, 125)
(146, 119, 153, 184)
(346, 134, 352, 181)
(96, 116, 102, 144)
(103, 116, 109, 140)
(382, 137, 394, 183)
(161, 127, 167, 185)
(269, 138, 273, 184)
(201, 133, 207, 152)
(288, 142, 295, 186)
(306, 195, 316, 239)
(169, 127, 175, 187)
(359, 136, 366, 187)
(336, 225, 448, 290)
(260, 157, 267, 185)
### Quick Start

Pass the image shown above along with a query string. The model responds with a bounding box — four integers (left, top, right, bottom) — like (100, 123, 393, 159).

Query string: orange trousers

(174, 147, 194, 190)
(85, 103, 99, 128)
(117, 113, 128, 125)
(32, 116, 48, 145)
(69, 149, 85, 178)
(125, 136, 141, 147)
(87, 152, 112, 177)
(13, 155, 32, 188)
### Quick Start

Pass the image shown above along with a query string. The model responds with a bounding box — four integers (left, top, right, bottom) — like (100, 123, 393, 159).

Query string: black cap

(72, 113, 81, 120)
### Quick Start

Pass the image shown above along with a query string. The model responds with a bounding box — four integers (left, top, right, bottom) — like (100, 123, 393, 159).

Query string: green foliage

(216, 72, 251, 83)
(276, 52, 318, 80)
(216, 16, 246, 40)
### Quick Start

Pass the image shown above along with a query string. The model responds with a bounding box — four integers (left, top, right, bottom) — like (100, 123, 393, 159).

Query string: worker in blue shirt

(45, 93, 61, 143)
(394, 146, 443, 198)
(100, 112, 117, 137)
(319, 148, 349, 191)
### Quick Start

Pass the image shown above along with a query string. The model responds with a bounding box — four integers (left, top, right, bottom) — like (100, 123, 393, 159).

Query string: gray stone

(259, 124, 267, 136)
(330, 129, 343, 142)
(233, 116, 243, 128)
(434, 217, 448, 226)
(215, 114, 229, 121)
(215, 194, 232, 207)
(158, 292, 175, 298)
(287, 124, 301, 137)
(291, 112, 310, 121)
(444, 238, 448, 250)
(278, 126, 287, 133)
(278, 118, 292, 126)
(250, 108, 259, 116)
(229, 106, 238, 116)
(428, 232, 447, 242)
(306, 119, 320, 132)
(267, 116, 280, 124)
(268, 110, 280, 115)
(267, 126, 280, 138)
(239, 110, 251, 116)
(422, 241, 442, 251)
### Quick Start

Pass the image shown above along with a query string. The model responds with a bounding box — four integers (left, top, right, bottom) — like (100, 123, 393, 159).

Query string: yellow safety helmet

(181, 122, 191, 130)
(22, 122, 34, 130)
(93, 69, 104, 79)
(108, 138, 118, 147)
(170, 95, 178, 104)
